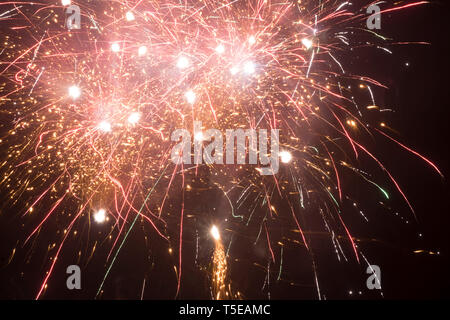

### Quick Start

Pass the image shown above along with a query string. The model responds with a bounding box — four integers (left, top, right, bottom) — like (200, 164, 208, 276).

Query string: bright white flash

(94, 209, 107, 223)
(126, 11, 135, 21)
(128, 112, 141, 124)
(210, 225, 220, 241)
(249, 35, 256, 45)
(215, 44, 225, 54)
(111, 42, 120, 52)
(185, 90, 196, 104)
(194, 131, 204, 141)
(243, 61, 255, 75)
(280, 151, 292, 163)
(138, 46, 147, 56)
(68, 85, 81, 99)
(230, 66, 239, 75)
(302, 38, 313, 50)
(61, 0, 71, 6)
(98, 121, 112, 132)
(177, 56, 190, 69)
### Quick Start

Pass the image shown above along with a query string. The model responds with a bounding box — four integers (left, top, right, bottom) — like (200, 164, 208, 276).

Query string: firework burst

(0, 0, 441, 299)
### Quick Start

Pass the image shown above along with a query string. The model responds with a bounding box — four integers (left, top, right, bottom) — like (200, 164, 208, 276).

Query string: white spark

(138, 46, 147, 56)
(243, 61, 255, 75)
(302, 38, 313, 50)
(280, 151, 292, 163)
(185, 90, 196, 104)
(177, 56, 190, 69)
(128, 112, 141, 125)
(194, 131, 204, 141)
(230, 66, 239, 75)
(68, 85, 81, 99)
(210, 225, 220, 241)
(126, 11, 135, 21)
(94, 209, 107, 223)
(98, 121, 112, 132)
(111, 42, 120, 52)
(215, 44, 225, 54)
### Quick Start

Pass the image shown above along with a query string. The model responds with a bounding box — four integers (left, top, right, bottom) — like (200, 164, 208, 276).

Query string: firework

(210, 225, 236, 299)
(0, 0, 441, 299)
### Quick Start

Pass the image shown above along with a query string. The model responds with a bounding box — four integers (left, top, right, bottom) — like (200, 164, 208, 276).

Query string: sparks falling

(0, 0, 441, 299)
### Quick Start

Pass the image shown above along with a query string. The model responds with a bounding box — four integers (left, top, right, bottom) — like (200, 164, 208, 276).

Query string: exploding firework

(0, 0, 442, 299)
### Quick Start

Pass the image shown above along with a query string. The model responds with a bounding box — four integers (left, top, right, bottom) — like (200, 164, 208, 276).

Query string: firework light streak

(210, 225, 238, 299)
(0, 0, 441, 299)
(211, 225, 226, 299)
